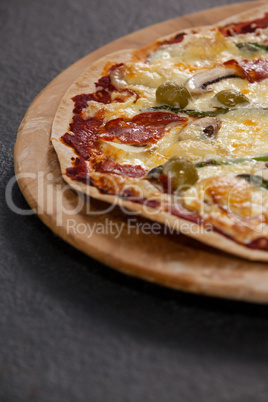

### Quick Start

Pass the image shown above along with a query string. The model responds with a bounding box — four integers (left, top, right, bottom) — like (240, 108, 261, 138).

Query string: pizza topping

(109, 63, 128, 90)
(215, 89, 249, 107)
(66, 157, 89, 182)
(72, 64, 135, 113)
(99, 112, 187, 144)
(190, 116, 222, 138)
(247, 237, 268, 250)
(146, 157, 199, 193)
(220, 12, 268, 37)
(236, 43, 268, 53)
(72, 77, 113, 113)
(94, 159, 146, 178)
(147, 105, 230, 117)
(237, 174, 268, 190)
(161, 32, 186, 46)
(156, 81, 191, 108)
(159, 156, 199, 193)
(62, 115, 103, 159)
(196, 155, 268, 168)
(185, 65, 243, 95)
(222, 58, 268, 83)
(183, 175, 260, 218)
(146, 164, 163, 180)
(239, 59, 268, 83)
(53, 10, 268, 257)
(184, 59, 268, 96)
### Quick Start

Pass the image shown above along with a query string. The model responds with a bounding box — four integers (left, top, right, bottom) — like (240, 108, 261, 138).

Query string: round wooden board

(14, 1, 268, 303)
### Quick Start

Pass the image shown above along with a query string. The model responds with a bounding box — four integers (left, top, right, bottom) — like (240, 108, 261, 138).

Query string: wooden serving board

(14, 1, 268, 303)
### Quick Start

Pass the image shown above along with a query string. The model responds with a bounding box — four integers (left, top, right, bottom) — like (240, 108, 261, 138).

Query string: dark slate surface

(2, 0, 268, 401)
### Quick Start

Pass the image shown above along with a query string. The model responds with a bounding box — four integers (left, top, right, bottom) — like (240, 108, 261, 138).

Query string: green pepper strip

(237, 174, 268, 190)
(146, 105, 230, 117)
(236, 43, 268, 52)
(195, 155, 268, 168)
(146, 106, 268, 118)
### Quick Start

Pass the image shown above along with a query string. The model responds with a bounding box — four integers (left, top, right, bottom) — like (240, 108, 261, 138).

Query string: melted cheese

(83, 24, 268, 241)
(98, 108, 268, 172)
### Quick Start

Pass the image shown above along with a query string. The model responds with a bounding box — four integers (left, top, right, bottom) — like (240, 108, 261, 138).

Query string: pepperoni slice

(72, 64, 134, 113)
(62, 115, 103, 159)
(223, 58, 268, 83)
(240, 59, 268, 83)
(220, 13, 268, 36)
(94, 159, 146, 178)
(247, 237, 268, 250)
(161, 32, 186, 45)
(66, 157, 89, 182)
(99, 112, 188, 144)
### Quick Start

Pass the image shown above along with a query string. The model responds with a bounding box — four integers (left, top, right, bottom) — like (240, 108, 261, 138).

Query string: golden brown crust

(218, 5, 268, 27)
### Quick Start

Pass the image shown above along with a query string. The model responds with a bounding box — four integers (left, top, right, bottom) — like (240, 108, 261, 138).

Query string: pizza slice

(51, 7, 268, 261)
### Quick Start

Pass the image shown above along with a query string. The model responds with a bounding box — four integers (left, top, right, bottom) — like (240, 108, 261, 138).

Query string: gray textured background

(2, 1, 268, 401)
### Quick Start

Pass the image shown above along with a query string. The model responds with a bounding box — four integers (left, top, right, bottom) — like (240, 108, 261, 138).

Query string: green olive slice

(162, 156, 199, 191)
(215, 90, 249, 107)
(156, 81, 191, 108)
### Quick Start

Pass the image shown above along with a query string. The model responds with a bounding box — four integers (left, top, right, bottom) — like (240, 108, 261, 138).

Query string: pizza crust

(51, 6, 268, 261)
(218, 5, 268, 27)
(132, 5, 268, 61)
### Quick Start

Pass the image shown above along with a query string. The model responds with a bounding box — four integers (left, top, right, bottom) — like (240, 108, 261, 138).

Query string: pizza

(51, 7, 268, 261)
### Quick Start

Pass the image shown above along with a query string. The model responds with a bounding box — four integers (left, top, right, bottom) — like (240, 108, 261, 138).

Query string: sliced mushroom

(190, 116, 221, 138)
(109, 64, 128, 90)
(147, 164, 163, 180)
(185, 66, 243, 95)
